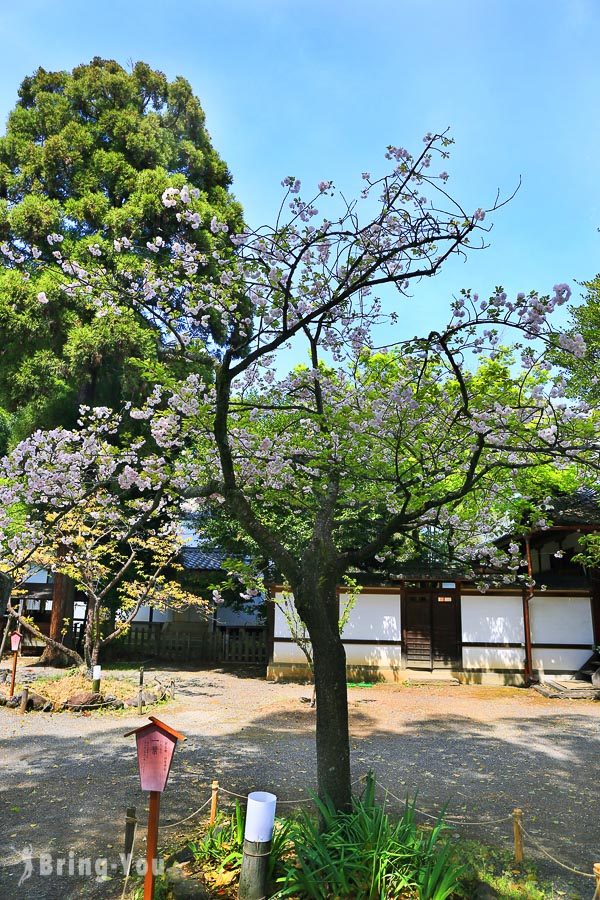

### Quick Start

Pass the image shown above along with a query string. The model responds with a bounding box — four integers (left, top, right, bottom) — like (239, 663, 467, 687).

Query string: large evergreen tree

(0, 57, 242, 436)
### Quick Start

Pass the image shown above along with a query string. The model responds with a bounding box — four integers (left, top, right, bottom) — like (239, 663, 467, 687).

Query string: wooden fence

(110, 624, 268, 665)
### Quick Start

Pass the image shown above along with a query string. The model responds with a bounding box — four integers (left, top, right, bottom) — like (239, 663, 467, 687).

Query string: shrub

(272, 774, 462, 899)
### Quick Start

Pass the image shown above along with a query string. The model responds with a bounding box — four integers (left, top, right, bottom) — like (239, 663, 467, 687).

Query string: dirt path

(1, 666, 599, 898)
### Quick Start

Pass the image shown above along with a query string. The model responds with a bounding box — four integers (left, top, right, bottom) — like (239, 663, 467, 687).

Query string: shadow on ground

(1, 677, 598, 898)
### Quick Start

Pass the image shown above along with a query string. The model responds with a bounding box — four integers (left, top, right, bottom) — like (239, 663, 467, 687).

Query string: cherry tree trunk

(39, 573, 75, 666)
(296, 569, 352, 812)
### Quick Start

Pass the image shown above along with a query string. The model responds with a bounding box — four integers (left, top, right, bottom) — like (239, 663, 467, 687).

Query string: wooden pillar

(522, 591, 533, 683)
(590, 576, 600, 648)
(18, 687, 29, 715)
(39, 571, 75, 665)
(9, 649, 18, 698)
(238, 839, 271, 900)
(265, 586, 275, 668)
(522, 538, 534, 683)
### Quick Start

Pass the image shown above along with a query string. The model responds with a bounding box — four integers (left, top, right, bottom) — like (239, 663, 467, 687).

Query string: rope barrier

(379, 785, 513, 826)
(161, 795, 212, 829)
(519, 825, 596, 880)
(218, 775, 365, 806)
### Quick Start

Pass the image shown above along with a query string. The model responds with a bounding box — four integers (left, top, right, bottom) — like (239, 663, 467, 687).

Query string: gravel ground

(1, 663, 599, 899)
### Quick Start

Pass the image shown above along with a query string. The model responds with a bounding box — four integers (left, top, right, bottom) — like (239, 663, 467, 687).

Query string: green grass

(458, 841, 578, 899)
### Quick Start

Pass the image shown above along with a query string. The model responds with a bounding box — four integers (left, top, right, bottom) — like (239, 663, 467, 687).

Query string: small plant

(190, 800, 246, 873)
(458, 841, 558, 899)
(188, 801, 294, 893)
(272, 773, 463, 899)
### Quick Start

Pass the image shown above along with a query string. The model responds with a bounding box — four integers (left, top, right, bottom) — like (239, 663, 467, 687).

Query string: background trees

(556, 274, 600, 404)
(0, 409, 205, 667)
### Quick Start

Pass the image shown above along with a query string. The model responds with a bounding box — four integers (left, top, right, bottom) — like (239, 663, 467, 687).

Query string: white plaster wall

(273, 639, 403, 667)
(273, 594, 296, 639)
(274, 590, 401, 642)
(273, 641, 308, 663)
(345, 642, 403, 667)
(273, 591, 401, 666)
(462, 646, 525, 670)
(461, 595, 524, 643)
(530, 595, 593, 645)
(339, 592, 401, 642)
(74, 601, 87, 619)
(533, 648, 593, 673)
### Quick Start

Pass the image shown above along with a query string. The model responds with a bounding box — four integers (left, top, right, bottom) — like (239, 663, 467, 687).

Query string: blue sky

(1, 0, 599, 340)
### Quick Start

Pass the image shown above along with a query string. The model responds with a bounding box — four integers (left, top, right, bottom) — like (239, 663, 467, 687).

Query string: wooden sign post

(125, 716, 186, 899)
(9, 631, 22, 699)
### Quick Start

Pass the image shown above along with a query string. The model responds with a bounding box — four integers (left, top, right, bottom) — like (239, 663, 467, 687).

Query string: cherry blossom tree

(0, 408, 206, 668)
(1, 131, 598, 808)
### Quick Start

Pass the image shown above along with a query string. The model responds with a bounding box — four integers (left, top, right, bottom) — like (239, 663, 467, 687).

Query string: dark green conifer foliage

(0, 57, 242, 437)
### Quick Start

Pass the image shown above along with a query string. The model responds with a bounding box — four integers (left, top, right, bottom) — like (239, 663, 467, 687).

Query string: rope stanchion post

(18, 686, 28, 714)
(137, 666, 144, 716)
(594, 863, 600, 897)
(121, 806, 138, 900)
(124, 806, 137, 858)
(513, 808, 524, 864)
(209, 779, 219, 826)
(239, 792, 277, 900)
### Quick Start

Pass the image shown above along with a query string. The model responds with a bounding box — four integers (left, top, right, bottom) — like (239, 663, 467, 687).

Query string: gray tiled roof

(180, 547, 226, 571)
(544, 488, 600, 526)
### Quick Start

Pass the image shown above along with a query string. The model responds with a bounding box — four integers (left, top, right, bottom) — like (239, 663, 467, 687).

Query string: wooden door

(431, 592, 460, 666)
(404, 593, 432, 668)
(404, 588, 461, 669)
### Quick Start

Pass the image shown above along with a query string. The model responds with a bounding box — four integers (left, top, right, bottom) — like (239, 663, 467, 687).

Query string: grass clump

(272, 774, 461, 899)
(459, 841, 574, 898)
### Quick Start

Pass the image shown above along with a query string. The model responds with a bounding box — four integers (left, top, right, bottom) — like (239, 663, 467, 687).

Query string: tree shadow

(1, 683, 598, 898)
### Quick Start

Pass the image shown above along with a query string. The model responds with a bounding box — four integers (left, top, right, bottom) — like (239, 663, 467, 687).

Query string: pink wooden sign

(125, 717, 186, 793)
(136, 727, 177, 792)
(10, 632, 22, 652)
